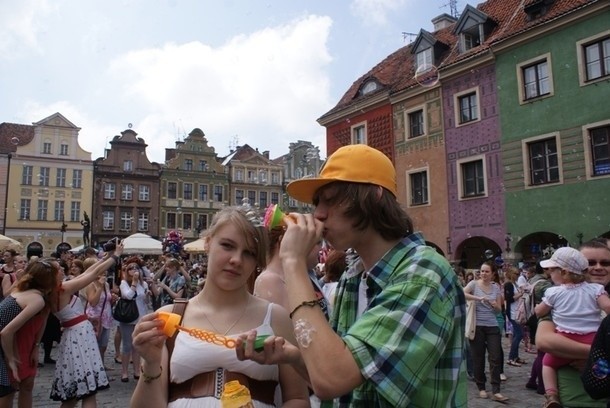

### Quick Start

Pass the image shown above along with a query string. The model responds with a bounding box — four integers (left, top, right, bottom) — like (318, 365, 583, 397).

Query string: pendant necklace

(202, 296, 251, 336)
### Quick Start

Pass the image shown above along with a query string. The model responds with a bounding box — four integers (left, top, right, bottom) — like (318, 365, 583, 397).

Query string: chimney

(263, 150, 269, 159)
(431, 13, 457, 31)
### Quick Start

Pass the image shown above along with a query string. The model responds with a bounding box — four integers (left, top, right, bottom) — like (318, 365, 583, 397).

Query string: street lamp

(61, 216, 67, 242)
(2, 153, 11, 236)
(505, 233, 512, 253)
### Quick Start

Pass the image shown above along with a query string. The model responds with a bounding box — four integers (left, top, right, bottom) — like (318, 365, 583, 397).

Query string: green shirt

(324, 233, 467, 407)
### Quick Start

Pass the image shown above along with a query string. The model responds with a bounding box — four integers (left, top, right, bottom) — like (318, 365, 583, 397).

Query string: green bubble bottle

(220, 380, 254, 408)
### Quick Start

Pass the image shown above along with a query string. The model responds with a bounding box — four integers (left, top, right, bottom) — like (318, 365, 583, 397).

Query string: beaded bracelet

(289, 299, 319, 319)
(140, 366, 162, 383)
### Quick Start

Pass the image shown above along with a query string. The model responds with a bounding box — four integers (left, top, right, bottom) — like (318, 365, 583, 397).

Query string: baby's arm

(597, 293, 610, 315)
(535, 301, 552, 318)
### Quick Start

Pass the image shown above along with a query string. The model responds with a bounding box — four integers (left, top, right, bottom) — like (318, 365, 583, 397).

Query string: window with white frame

(166, 213, 177, 229)
(271, 172, 280, 184)
(586, 123, 610, 177)
(351, 123, 367, 144)
(121, 184, 133, 200)
(22, 166, 33, 185)
(123, 160, 133, 172)
(416, 48, 433, 70)
(199, 160, 208, 171)
(43, 142, 52, 154)
(235, 169, 243, 182)
(54, 201, 64, 221)
(183, 183, 193, 200)
(120, 211, 132, 231)
(523, 135, 561, 186)
(214, 185, 223, 202)
(259, 170, 267, 184)
(361, 80, 378, 95)
(167, 182, 177, 199)
(39, 167, 50, 186)
(247, 190, 256, 205)
(56, 168, 66, 187)
(138, 212, 149, 231)
(20, 199, 31, 220)
(183, 213, 192, 230)
(138, 185, 149, 201)
(104, 183, 116, 200)
(259, 191, 268, 208)
(60, 144, 69, 156)
(199, 184, 208, 201)
(455, 89, 479, 125)
(581, 34, 610, 82)
(235, 189, 244, 205)
(457, 156, 487, 199)
(406, 107, 426, 139)
(37, 200, 48, 221)
(408, 170, 429, 206)
(517, 53, 553, 102)
(70, 201, 80, 222)
(72, 169, 82, 188)
(103, 211, 114, 230)
(184, 159, 193, 171)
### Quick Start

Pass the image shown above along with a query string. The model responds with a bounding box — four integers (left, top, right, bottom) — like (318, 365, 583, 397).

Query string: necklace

(202, 296, 250, 336)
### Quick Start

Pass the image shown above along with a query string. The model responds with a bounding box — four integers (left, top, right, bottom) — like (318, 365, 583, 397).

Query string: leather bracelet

(289, 299, 319, 319)
(141, 366, 162, 383)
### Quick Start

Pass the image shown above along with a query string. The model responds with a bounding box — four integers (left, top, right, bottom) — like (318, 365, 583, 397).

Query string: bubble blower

(262, 204, 296, 230)
(157, 312, 268, 351)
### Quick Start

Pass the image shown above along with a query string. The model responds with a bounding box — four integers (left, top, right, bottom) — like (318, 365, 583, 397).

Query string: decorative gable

(453, 4, 496, 53)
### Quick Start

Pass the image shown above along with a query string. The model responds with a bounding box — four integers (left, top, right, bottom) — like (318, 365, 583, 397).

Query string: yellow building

(2, 113, 93, 256)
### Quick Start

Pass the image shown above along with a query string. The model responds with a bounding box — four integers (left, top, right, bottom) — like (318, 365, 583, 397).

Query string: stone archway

(455, 236, 502, 269)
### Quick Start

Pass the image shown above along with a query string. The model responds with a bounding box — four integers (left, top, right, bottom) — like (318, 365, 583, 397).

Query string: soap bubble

(414, 63, 440, 88)
(10, 137, 19, 145)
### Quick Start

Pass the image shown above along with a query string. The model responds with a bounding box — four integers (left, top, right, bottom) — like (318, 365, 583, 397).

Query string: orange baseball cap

(287, 144, 397, 204)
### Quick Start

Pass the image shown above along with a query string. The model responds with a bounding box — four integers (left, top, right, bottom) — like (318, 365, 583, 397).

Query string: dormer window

(361, 80, 378, 95)
(453, 5, 496, 53)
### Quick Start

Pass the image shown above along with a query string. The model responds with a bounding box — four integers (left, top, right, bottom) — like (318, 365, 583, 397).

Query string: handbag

(113, 293, 139, 323)
(465, 300, 476, 340)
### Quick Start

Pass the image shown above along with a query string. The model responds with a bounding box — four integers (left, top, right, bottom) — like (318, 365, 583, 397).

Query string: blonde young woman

(131, 206, 309, 408)
(83, 258, 114, 366)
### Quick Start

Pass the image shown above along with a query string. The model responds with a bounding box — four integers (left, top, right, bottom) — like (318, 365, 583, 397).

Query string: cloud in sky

(350, 0, 408, 26)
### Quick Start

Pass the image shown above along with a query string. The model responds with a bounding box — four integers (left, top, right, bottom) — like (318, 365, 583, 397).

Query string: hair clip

(240, 198, 263, 227)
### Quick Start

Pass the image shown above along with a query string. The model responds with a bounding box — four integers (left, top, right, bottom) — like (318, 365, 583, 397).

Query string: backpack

(514, 280, 543, 325)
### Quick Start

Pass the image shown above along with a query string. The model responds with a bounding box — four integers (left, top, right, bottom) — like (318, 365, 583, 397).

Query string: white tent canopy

(0, 234, 23, 252)
(184, 238, 206, 254)
(122, 233, 163, 255)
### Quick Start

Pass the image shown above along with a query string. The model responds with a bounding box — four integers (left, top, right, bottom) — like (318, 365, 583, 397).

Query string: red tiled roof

(0, 122, 35, 154)
(319, 0, 598, 120)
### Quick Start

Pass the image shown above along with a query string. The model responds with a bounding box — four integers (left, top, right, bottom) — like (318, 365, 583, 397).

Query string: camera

(103, 237, 120, 252)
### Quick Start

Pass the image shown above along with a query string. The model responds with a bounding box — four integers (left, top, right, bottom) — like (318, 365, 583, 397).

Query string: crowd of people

(0, 144, 608, 407)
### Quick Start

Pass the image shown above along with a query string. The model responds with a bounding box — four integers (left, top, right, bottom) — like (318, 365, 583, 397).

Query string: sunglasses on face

(588, 259, 610, 267)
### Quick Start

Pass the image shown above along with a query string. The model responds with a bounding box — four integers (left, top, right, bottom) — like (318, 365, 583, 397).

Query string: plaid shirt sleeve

(340, 242, 467, 407)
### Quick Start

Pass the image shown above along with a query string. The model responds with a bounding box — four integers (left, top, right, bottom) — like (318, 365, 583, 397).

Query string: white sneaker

(500, 373, 508, 381)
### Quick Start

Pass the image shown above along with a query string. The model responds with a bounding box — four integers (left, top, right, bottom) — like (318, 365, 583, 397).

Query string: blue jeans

(508, 318, 523, 361)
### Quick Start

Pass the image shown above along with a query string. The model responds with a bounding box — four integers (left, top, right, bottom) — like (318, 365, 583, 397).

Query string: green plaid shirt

(322, 233, 467, 407)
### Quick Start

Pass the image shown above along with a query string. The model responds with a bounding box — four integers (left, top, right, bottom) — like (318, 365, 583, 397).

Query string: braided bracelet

(289, 299, 319, 319)
(140, 366, 162, 383)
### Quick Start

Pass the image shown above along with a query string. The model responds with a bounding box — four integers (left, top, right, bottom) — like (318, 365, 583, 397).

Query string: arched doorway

(515, 232, 569, 262)
(455, 236, 502, 269)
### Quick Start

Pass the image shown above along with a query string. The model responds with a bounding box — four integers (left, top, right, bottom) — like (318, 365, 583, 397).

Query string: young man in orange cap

(239, 144, 467, 407)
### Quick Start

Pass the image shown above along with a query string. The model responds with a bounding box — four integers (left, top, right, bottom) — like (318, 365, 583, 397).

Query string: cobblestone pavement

(28, 333, 545, 407)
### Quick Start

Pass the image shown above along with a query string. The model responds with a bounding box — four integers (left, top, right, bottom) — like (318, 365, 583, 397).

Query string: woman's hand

(235, 330, 300, 366)
(132, 312, 167, 366)
(8, 356, 21, 382)
(114, 242, 124, 257)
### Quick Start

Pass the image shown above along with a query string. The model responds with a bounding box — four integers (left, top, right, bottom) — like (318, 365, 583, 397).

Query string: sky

(0, 0, 472, 163)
